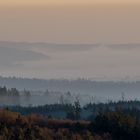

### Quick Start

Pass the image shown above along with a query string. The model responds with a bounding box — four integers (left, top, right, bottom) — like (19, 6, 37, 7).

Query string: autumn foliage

(0, 108, 140, 140)
(0, 109, 111, 140)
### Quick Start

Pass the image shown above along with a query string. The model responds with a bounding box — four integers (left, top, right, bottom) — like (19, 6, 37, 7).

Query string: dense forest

(6, 100, 140, 120)
(0, 106, 140, 140)
(1, 86, 140, 139)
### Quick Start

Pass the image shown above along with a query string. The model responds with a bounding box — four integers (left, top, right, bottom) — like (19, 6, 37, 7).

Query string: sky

(1, 0, 140, 6)
(0, 1, 140, 43)
(0, 1, 140, 80)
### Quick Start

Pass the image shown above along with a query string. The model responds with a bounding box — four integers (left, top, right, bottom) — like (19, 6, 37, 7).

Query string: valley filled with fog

(0, 77, 140, 106)
(0, 42, 140, 106)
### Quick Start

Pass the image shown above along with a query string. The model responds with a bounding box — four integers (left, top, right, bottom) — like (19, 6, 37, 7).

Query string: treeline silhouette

(1, 76, 140, 94)
(8, 100, 140, 120)
(0, 87, 22, 106)
(0, 86, 19, 97)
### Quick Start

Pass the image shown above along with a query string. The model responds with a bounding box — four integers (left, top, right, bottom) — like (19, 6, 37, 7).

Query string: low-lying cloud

(0, 42, 140, 81)
(0, 43, 49, 67)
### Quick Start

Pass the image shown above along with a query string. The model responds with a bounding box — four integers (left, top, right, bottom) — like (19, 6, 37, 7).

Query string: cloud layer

(0, 42, 48, 67)
(0, 42, 140, 81)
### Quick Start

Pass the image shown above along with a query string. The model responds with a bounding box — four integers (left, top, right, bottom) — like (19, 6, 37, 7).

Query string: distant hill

(0, 76, 140, 101)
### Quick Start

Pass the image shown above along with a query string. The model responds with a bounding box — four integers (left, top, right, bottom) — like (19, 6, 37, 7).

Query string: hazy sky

(1, 0, 140, 6)
(0, 1, 140, 80)
(0, 1, 140, 43)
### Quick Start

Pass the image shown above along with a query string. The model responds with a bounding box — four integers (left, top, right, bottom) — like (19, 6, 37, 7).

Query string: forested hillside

(0, 107, 140, 140)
